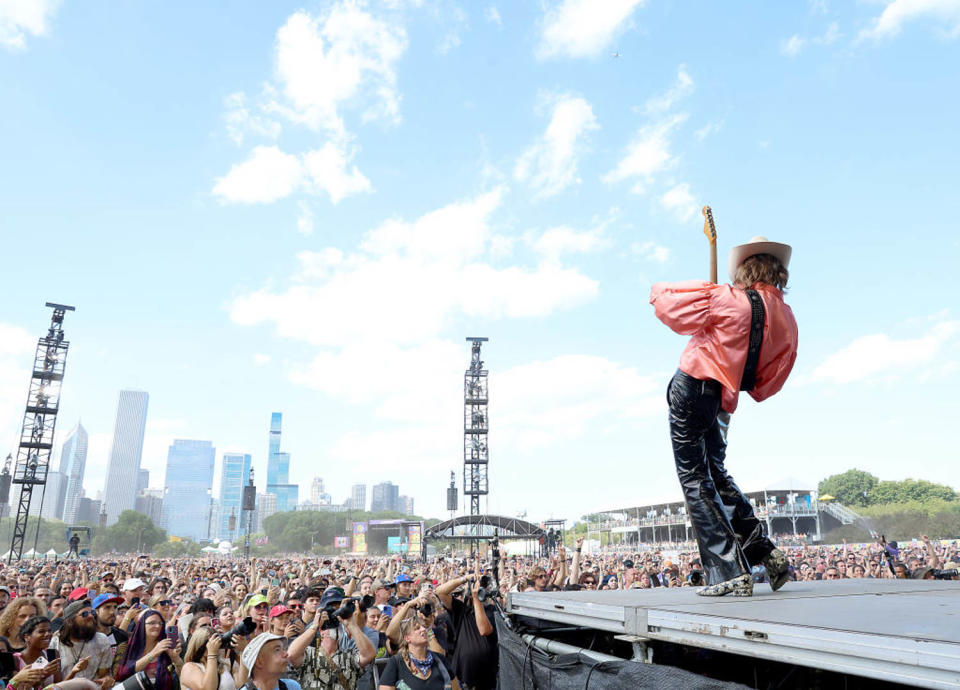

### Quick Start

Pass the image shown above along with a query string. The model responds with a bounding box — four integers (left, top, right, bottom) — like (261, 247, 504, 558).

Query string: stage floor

(507, 579, 960, 688)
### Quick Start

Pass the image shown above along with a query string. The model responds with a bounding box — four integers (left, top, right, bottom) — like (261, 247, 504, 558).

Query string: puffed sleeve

(649, 280, 717, 335)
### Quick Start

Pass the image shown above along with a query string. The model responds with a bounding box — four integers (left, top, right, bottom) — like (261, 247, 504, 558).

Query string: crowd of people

(0, 534, 954, 690)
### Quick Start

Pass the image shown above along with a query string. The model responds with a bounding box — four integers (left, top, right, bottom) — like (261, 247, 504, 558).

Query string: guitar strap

(740, 290, 765, 392)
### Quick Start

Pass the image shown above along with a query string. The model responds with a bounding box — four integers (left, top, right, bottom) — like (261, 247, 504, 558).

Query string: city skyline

(102, 390, 149, 524)
(162, 439, 216, 541)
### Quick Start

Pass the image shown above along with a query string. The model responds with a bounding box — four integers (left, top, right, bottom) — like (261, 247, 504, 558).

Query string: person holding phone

(115, 609, 183, 690)
(11, 616, 62, 689)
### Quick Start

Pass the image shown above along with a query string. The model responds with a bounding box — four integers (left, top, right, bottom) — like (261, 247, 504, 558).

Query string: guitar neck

(709, 246, 717, 284)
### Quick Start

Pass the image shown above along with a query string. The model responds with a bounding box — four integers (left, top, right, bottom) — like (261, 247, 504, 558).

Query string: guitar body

(702, 206, 718, 284)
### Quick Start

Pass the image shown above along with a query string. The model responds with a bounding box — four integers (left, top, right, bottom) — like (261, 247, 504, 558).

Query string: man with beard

(49, 600, 114, 687)
(92, 593, 128, 678)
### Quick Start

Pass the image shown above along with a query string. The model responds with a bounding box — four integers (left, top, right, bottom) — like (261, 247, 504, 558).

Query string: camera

(221, 616, 256, 649)
(119, 671, 153, 690)
(687, 570, 705, 587)
(933, 569, 958, 580)
(322, 598, 358, 629)
(413, 601, 433, 617)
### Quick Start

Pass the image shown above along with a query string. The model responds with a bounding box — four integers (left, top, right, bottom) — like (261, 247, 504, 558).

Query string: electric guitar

(702, 205, 717, 284)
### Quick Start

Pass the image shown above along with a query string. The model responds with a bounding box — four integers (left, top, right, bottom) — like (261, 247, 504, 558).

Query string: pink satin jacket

(650, 280, 798, 413)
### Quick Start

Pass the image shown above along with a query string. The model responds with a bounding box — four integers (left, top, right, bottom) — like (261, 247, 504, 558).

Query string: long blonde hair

(183, 626, 226, 672)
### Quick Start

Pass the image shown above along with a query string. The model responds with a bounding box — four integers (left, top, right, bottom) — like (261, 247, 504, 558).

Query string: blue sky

(1, 0, 959, 524)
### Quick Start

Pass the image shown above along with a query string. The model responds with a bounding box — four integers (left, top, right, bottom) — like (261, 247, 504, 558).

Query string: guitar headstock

(701, 206, 716, 246)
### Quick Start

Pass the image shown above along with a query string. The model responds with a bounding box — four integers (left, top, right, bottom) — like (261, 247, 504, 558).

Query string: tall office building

(162, 440, 215, 541)
(40, 471, 68, 519)
(60, 422, 88, 524)
(135, 488, 164, 526)
(103, 390, 149, 524)
(350, 484, 366, 512)
(310, 477, 325, 504)
(266, 413, 298, 512)
(218, 452, 251, 542)
(398, 495, 415, 516)
(256, 492, 277, 532)
(371, 481, 399, 513)
(137, 469, 150, 494)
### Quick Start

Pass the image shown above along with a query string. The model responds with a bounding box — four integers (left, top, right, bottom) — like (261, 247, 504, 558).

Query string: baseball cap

(372, 579, 394, 591)
(92, 593, 124, 610)
(394, 573, 413, 584)
(240, 633, 283, 671)
(247, 594, 269, 609)
(68, 587, 89, 601)
(319, 587, 345, 608)
(269, 605, 292, 618)
(122, 578, 146, 591)
(63, 600, 91, 620)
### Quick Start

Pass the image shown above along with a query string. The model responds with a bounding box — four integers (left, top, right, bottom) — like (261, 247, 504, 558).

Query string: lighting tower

(242, 467, 256, 559)
(9, 303, 75, 563)
(463, 338, 489, 519)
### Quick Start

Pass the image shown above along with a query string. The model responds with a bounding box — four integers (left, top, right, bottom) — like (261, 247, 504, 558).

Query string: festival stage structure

(506, 579, 960, 689)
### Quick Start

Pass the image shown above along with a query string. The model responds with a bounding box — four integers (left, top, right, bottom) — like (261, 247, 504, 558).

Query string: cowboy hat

(728, 236, 792, 282)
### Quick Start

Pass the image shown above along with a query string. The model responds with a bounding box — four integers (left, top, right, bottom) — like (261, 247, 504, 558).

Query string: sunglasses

(78, 611, 92, 618)
(158, 600, 173, 607)
(287, 604, 303, 610)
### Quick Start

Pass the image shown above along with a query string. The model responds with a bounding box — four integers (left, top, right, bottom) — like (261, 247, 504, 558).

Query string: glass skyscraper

(103, 390, 149, 524)
(60, 422, 88, 524)
(218, 452, 251, 542)
(163, 440, 215, 541)
(266, 412, 298, 512)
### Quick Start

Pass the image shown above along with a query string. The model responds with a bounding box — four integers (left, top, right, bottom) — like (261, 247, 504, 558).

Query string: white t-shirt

(50, 632, 114, 679)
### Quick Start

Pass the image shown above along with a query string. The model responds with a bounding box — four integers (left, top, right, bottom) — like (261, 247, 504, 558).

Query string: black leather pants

(668, 370, 775, 584)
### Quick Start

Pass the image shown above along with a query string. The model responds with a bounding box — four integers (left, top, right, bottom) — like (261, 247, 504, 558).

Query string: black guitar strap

(740, 290, 765, 392)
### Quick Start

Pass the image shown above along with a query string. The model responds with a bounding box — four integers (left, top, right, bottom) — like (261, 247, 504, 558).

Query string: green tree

(818, 469, 879, 507)
(91, 510, 165, 554)
(870, 479, 957, 505)
(153, 539, 203, 557)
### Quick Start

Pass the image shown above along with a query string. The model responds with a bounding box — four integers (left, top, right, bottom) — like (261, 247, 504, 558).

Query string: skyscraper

(371, 482, 399, 513)
(266, 413, 298, 512)
(218, 452, 251, 542)
(162, 440, 215, 541)
(60, 422, 88, 524)
(137, 469, 150, 494)
(40, 471, 68, 520)
(310, 477, 325, 504)
(398, 495, 415, 516)
(350, 484, 366, 512)
(256, 492, 277, 532)
(103, 390, 149, 524)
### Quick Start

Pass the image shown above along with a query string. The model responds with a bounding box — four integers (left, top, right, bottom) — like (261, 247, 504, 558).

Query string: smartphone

(382, 605, 392, 617)
(260, 588, 268, 596)
(271, 578, 280, 587)
(166, 626, 179, 645)
(132, 597, 140, 607)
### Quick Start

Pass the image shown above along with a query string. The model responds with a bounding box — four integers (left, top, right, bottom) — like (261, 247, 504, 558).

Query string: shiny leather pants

(668, 370, 776, 584)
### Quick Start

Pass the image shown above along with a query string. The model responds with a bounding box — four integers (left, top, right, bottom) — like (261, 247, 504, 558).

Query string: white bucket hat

(728, 236, 792, 282)
(241, 632, 284, 671)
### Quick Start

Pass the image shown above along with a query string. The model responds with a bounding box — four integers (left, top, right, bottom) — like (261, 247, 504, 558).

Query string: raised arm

(922, 535, 940, 569)
(570, 538, 583, 584)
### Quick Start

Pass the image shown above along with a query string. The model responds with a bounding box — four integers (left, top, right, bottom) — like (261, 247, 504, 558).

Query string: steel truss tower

(9, 303, 75, 563)
(463, 337, 489, 518)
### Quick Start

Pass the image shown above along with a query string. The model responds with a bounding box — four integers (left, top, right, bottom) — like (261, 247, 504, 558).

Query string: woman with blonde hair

(378, 613, 450, 690)
(180, 626, 236, 690)
(0, 596, 46, 653)
(148, 594, 176, 624)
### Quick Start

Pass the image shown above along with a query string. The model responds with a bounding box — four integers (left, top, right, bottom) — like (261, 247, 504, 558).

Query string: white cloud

(859, 0, 960, 41)
(537, 0, 645, 59)
(301, 141, 372, 203)
(660, 182, 698, 222)
(436, 5, 468, 54)
(781, 34, 806, 56)
(230, 189, 598, 349)
(812, 319, 960, 384)
(270, 6, 407, 133)
(212, 146, 302, 204)
(0, 0, 60, 51)
(485, 6, 502, 27)
(514, 94, 599, 198)
(694, 120, 723, 141)
(223, 92, 282, 146)
(213, 142, 371, 205)
(631, 240, 670, 263)
(531, 224, 608, 258)
(253, 353, 272, 366)
(296, 201, 314, 236)
(604, 113, 686, 192)
(643, 64, 694, 114)
(782, 22, 842, 56)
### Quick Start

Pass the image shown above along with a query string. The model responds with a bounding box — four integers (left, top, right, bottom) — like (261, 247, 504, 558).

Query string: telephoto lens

(221, 616, 256, 649)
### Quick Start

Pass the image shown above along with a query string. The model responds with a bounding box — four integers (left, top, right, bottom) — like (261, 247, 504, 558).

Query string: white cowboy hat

(728, 236, 792, 282)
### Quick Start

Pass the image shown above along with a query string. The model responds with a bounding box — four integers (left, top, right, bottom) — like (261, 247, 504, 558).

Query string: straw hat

(728, 236, 792, 282)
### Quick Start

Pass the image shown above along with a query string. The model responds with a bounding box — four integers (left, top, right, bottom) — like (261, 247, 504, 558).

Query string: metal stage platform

(507, 579, 960, 689)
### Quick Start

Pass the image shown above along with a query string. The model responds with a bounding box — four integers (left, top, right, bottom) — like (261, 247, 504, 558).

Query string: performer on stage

(650, 236, 798, 597)
(68, 532, 80, 558)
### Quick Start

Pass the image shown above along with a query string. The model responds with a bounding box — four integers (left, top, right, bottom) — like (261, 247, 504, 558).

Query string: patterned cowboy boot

(697, 573, 753, 597)
(762, 548, 790, 591)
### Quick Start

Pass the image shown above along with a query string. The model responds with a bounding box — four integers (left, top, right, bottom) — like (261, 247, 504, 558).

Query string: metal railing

(820, 501, 861, 525)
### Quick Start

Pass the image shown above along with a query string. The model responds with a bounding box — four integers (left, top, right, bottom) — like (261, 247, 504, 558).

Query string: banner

(353, 522, 367, 554)
(408, 522, 423, 558)
(387, 536, 403, 553)
(334, 536, 349, 549)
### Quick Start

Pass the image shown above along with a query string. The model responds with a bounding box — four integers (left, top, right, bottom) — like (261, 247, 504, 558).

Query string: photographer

(287, 599, 374, 690)
(181, 625, 236, 690)
(436, 573, 496, 690)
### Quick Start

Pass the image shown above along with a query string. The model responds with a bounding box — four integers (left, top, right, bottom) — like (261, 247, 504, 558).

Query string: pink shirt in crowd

(649, 280, 798, 413)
